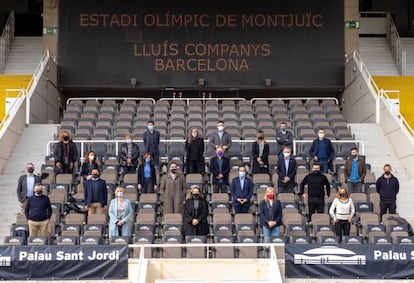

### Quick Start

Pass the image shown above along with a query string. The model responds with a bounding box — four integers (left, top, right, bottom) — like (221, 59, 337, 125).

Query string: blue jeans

(234, 203, 250, 214)
(318, 159, 329, 173)
(262, 225, 280, 243)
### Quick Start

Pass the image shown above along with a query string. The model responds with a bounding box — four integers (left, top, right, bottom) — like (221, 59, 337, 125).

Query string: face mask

(145, 157, 151, 163)
(257, 136, 264, 140)
(191, 132, 197, 138)
(148, 125, 154, 131)
(27, 168, 34, 173)
(170, 168, 177, 174)
(89, 155, 95, 160)
(35, 190, 43, 195)
(351, 154, 357, 159)
(217, 151, 224, 157)
(283, 152, 290, 158)
(313, 170, 320, 174)
(63, 136, 69, 141)
(281, 128, 286, 132)
(192, 194, 200, 199)
(267, 194, 274, 200)
(384, 171, 391, 176)
(92, 174, 99, 179)
(318, 133, 324, 139)
(339, 193, 346, 198)
(217, 126, 224, 131)
(239, 172, 246, 178)
(116, 192, 123, 198)
(126, 139, 132, 144)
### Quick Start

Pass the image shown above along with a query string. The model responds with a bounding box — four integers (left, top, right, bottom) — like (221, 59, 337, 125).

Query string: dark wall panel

(58, 0, 344, 90)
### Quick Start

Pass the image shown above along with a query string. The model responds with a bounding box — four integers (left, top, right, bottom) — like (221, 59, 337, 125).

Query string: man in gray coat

(17, 163, 41, 212)
(160, 162, 187, 214)
(208, 120, 232, 157)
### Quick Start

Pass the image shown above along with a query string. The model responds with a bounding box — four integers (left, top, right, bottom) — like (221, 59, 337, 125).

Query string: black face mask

(63, 136, 69, 141)
(27, 168, 34, 173)
(92, 174, 99, 179)
(313, 170, 320, 174)
(192, 194, 200, 199)
(339, 193, 346, 198)
(35, 190, 43, 195)
(170, 168, 177, 174)
(384, 171, 391, 176)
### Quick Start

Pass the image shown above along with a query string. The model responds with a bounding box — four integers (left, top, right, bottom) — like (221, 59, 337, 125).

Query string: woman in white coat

(108, 187, 132, 238)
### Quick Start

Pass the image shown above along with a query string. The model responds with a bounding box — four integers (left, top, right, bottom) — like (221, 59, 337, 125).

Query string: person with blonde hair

(53, 130, 78, 174)
(185, 128, 205, 174)
(329, 187, 355, 242)
(108, 187, 132, 238)
(183, 185, 209, 237)
(259, 187, 283, 243)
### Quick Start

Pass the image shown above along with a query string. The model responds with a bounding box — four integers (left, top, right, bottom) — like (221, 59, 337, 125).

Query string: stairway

(401, 37, 414, 75)
(0, 124, 58, 244)
(3, 36, 42, 74)
(349, 123, 414, 223)
(359, 37, 399, 75)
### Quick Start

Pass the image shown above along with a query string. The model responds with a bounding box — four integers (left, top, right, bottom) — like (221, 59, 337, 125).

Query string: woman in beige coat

(160, 162, 187, 214)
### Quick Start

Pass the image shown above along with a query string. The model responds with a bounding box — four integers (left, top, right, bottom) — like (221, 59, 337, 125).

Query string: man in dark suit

(119, 132, 140, 175)
(209, 146, 230, 193)
(277, 147, 297, 193)
(230, 166, 254, 214)
(208, 120, 232, 157)
(17, 163, 41, 212)
(143, 120, 160, 168)
(84, 168, 108, 214)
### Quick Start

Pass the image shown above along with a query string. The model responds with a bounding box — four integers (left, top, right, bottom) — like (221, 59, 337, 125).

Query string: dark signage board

(58, 0, 344, 90)
(0, 245, 128, 280)
(286, 244, 414, 279)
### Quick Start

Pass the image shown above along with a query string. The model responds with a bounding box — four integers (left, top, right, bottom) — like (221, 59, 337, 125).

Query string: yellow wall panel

(0, 75, 32, 120)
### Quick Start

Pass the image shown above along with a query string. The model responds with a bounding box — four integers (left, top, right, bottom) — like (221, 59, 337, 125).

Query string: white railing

(0, 50, 52, 138)
(66, 97, 156, 105)
(0, 11, 14, 74)
(386, 13, 406, 75)
(252, 97, 339, 105)
(351, 51, 414, 140)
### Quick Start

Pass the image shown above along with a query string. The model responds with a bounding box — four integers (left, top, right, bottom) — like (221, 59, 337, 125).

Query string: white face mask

(126, 139, 132, 144)
(283, 152, 290, 158)
(318, 133, 325, 139)
(217, 126, 224, 131)
(191, 132, 197, 138)
(239, 172, 246, 178)
(89, 155, 95, 160)
(116, 192, 123, 198)
(148, 125, 154, 131)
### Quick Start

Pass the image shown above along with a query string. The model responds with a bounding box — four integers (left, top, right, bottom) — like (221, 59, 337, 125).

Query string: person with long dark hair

(185, 128, 205, 174)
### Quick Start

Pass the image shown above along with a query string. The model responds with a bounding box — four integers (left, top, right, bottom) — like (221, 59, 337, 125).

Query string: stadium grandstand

(0, 0, 414, 282)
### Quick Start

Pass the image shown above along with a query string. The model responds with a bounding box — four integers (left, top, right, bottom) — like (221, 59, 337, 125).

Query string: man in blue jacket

(84, 168, 108, 214)
(25, 183, 52, 237)
(309, 128, 335, 173)
(230, 166, 254, 214)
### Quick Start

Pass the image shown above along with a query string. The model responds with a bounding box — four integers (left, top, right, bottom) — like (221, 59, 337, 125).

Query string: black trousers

(308, 197, 324, 222)
(380, 200, 396, 220)
(335, 219, 350, 242)
(187, 160, 204, 174)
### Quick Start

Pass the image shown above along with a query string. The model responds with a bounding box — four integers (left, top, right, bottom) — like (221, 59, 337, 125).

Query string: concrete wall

(29, 56, 62, 124)
(344, 0, 359, 55)
(42, 0, 58, 57)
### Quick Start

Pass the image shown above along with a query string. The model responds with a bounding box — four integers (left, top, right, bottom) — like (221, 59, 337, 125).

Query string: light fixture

(265, 79, 272, 88)
(198, 78, 205, 87)
(130, 78, 137, 88)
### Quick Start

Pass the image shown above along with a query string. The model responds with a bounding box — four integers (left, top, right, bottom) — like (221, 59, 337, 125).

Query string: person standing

(84, 168, 108, 214)
(183, 185, 209, 237)
(17, 163, 41, 212)
(230, 166, 254, 214)
(25, 183, 52, 237)
(209, 146, 230, 193)
(276, 147, 297, 193)
(185, 128, 205, 174)
(208, 120, 232, 157)
(309, 128, 335, 173)
(160, 162, 187, 214)
(276, 122, 293, 157)
(376, 164, 399, 220)
(329, 187, 355, 243)
(344, 147, 366, 193)
(251, 130, 269, 174)
(300, 163, 331, 222)
(119, 133, 140, 175)
(259, 187, 283, 243)
(80, 150, 99, 182)
(108, 187, 133, 238)
(137, 153, 157, 194)
(143, 120, 160, 168)
(53, 130, 79, 174)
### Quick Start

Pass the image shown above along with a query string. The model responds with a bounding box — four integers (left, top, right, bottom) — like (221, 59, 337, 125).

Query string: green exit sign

(345, 21, 360, 29)
(43, 27, 58, 35)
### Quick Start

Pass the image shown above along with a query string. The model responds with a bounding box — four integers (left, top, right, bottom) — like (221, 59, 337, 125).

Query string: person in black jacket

(277, 147, 297, 193)
(25, 183, 52, 237)
(300, 163, 331, 222)
(80, 150, 99, 182)
(376, 164, 399, 220)
(183, 185, 209, 237)
(251, 130, 269, 174)
(137, 153, 157, 194)
(185, 128, 205, 174)
(53, 130, 79, 174)
(209, 146, 231, 193)
(119, 133, 140, 175)
(259, 187, 283, 243)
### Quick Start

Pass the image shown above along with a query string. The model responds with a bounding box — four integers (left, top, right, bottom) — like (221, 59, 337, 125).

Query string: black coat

(119, 142, 140, 167)
(183, 198, 209, 236)
(185, 137, 204, 162)
(53, 141, 78, 165)
(251, 142, 269, 174)
(80, 161, 99, 180)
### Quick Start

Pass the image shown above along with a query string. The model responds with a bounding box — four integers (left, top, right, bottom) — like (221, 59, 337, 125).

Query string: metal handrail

(386, 13, 406, 75)
(0, 11, 15, 73)
(66, 97, 156, 105)
(251, 97, 339, 105)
